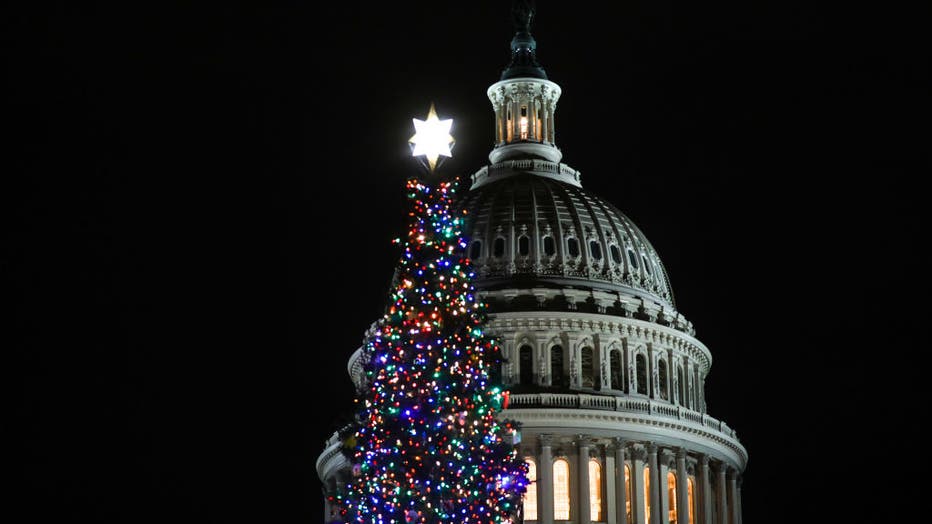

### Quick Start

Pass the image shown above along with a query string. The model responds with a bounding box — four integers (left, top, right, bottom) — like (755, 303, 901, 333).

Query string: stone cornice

(488, 310, 712, 371)
(501, 407, 748, 470)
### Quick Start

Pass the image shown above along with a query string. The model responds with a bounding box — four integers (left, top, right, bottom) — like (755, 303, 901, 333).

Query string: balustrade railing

(506, 392, 739, 440)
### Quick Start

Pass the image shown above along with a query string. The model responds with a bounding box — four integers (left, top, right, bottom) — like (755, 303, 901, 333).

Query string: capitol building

(317, 9, 747, 524)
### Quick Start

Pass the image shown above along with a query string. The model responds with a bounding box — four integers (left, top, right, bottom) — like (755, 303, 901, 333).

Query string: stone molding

(502, 407, 748, 469)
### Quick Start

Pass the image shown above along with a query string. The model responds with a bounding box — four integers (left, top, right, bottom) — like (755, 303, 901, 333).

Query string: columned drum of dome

(316, 6, 747, 524)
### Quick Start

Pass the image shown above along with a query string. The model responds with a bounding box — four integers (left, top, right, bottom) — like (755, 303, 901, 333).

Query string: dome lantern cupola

(487, 1, 563, 166)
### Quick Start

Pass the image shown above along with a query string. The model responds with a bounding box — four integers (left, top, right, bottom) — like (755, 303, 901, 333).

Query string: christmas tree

(336, 175, 528, 524)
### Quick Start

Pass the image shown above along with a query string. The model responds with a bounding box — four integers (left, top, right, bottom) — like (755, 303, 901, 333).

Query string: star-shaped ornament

(409, 103, 454, 171)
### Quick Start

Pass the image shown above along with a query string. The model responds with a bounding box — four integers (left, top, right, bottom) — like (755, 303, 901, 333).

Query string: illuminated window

(658, 359, 669, 400)
(610, 244, 622, 264)
(636, 354, 648, 395)
(543, 235, 556, 256)
(567, 238, 580, 258)
(687, 476, 696, 524)
(589, 240, 602, 260)
(520, 105, 529, 140)
(667, 471, 678, 524)
(589, 459, 603, 521)
(624, 464, 632, 523)
(524, 459, 538, 521)
(494, 237, 505, 258)
(644, 467, 651, 524)
(554, 458, 570, 520)
(551, 346, 565, 387)
(519, 345, 533, 385)
(610, 350, 622, 390)
(518, 235, 530, 256)
(507, 107, 513, 142)
(469, 240, 482, 260)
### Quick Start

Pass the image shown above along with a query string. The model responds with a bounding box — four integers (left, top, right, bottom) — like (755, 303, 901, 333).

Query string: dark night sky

(8, 1, 928, 523)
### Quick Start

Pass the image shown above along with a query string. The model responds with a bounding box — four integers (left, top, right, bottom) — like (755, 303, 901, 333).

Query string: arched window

(658, 359, 669, 400)
(643, 256, 652, 275)
(610, 244, 622, 264)
(667, 471, 678, 524)
(678, 365, 686, 406)
(524, 459, 538, 521)
(636, 354, 648, 395)
(469, 240, 482, 260)
(624, 464, 632, 523)
(610, 350, 622, 390)
(644, 467, 651, 524)
(687, 476, 696, 524)
(589, 459, 603, 521)
(493, 237, 506, 258)
(543, 236, 556, 256)
(551, 346, 564, 387)
(581, 347, 594, 388)
(627, 250, 639, 269)
(553, 459, 570, 520)
(567, 237, 580, 258)
(589, 240, 602, 260)
(518, 235, 530, 256)
(519, 345, 533, 385)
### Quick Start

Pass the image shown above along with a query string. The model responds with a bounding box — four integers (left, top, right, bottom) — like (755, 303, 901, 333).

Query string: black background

(8, 1, 928, 522)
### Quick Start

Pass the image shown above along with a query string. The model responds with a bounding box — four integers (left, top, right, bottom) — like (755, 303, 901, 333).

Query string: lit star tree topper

(409, 103, 454, 172)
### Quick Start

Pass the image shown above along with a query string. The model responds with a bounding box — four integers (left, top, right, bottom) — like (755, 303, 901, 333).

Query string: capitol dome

(318, 6, 746, 524)
(459, 170, 676, 319)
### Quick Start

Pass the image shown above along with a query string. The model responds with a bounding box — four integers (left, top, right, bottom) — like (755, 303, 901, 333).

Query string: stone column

(699, 456, 712, 524)
(648, 444, 661, 524)
(728, 470, 738, 524)
(630, 446, 647, 524)
(605, 445, 616, 524)
(735, 477, 743, 524)
(530, 95, 539, 141)
(658, 451, 671, 524)
(614, 439, 628, 524)
(716, 465, 727, 524)
(578, 435, 592, 524)
(676, 449, 689, 524)
(539, 434, 554, 524)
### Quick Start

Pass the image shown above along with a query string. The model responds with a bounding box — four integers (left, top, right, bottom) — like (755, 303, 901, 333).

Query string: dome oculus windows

(493, 237, 506, 258)
(543, 235, 556, 256)
(589, 240, 602, 260)
(567, 237, 580, 258)
(518, 235, 530, 256)
(469, 240, 482, 260)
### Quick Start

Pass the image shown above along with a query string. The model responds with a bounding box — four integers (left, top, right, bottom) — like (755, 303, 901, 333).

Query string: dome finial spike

(511, 0, 535, 35)
(501, 0, 546, 80)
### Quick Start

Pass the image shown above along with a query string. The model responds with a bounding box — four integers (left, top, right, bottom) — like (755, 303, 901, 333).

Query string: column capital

(631, 446, 648, 462)
(700, 454, 710, 467)
(575, 434, 593, 448)
(647, 443, 658, 455)
(539, 433, 553, 447)
(676, 447, 688, 460)
(611, 437, 627, 456)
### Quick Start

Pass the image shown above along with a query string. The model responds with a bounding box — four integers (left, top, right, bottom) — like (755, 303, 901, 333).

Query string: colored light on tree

(336, 176, 527, 523)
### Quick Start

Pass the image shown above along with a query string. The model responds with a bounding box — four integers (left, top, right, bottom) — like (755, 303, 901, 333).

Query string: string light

(336, 177, 527, 523)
